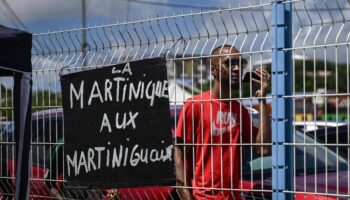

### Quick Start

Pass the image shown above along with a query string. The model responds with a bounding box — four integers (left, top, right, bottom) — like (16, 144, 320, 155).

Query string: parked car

(0, 109, 104, 199)
(112, 114, 350, 200)
(1, 107, 348, 200)
(0, 120, 14, 198)
(241, 122, 349, 199)
(304, 124, 349, 161)
(0, 107, 181, 200)
(0, 121, 13, 139)
(294, 121, 347, 131)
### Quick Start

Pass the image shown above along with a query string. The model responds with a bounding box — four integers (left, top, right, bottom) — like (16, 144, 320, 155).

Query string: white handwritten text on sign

(60, 58, 175, 188)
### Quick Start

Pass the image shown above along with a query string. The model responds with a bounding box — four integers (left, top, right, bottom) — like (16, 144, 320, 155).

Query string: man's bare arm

(255, 99, 271, 155)
(252, 69, 271, 155)
(174, 145, 193, 200)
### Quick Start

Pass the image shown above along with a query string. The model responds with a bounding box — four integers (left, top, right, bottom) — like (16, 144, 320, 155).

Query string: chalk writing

(61, 58, 175, 187)
(112, 62, 132, 75)
(66, 143, 173, 176)
(69, 80, 168, 108)
(70, 81, 84, 109)
(99, 112, 139, 133)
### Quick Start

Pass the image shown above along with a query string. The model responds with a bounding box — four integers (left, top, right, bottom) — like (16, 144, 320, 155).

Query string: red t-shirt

(176, 91, 257, 200)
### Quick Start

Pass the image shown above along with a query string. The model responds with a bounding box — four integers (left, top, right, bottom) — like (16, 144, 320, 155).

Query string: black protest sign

(60, 58, 175, 188)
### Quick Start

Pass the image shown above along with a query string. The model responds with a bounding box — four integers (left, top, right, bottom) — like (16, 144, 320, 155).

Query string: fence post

(271, 1, 293, 200)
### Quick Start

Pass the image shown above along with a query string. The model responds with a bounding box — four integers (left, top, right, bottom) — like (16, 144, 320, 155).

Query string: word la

(112, 62, 132, 75)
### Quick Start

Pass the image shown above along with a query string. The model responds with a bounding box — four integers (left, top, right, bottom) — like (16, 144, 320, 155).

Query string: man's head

(210, 45, 247, 87)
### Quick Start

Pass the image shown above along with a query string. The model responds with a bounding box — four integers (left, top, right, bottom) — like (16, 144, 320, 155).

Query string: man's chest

(199, 104, 243, 141)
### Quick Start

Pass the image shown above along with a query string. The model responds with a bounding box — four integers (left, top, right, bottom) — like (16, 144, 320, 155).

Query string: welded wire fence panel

(0, 76, 15, 199)
(289, 0, 350, 199)
(22, 2, 273, 199)
(0, 0, 349, 199)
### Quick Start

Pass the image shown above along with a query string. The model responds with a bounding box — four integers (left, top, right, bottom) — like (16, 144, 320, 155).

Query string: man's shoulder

(182, 91, 211, 108)
(191, 91, 211, 101)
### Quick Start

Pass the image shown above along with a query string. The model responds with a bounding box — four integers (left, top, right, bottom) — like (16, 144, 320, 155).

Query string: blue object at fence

(271, 1, 293, 200)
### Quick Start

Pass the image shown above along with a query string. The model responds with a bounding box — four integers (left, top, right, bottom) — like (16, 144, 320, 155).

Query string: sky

(1, 0, 350, 66)
(0, 0, 257, 33)
(1, 0, 262, 91)
(1, 0, 350, 93)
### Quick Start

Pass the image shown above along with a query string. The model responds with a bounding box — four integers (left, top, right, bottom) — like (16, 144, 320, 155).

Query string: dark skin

(174, 46, 271, 200)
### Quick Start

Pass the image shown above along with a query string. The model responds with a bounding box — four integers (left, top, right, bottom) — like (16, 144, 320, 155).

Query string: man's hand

(252, 69, 270, 98)
(177, 186, 193, 200)
(49, 187, 63, 200)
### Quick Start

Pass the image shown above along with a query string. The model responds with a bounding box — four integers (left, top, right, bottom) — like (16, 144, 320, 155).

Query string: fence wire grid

(0, 0, 350, 199)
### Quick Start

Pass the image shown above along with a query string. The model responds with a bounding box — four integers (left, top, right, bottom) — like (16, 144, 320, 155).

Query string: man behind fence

(174, 45, 271, 200)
